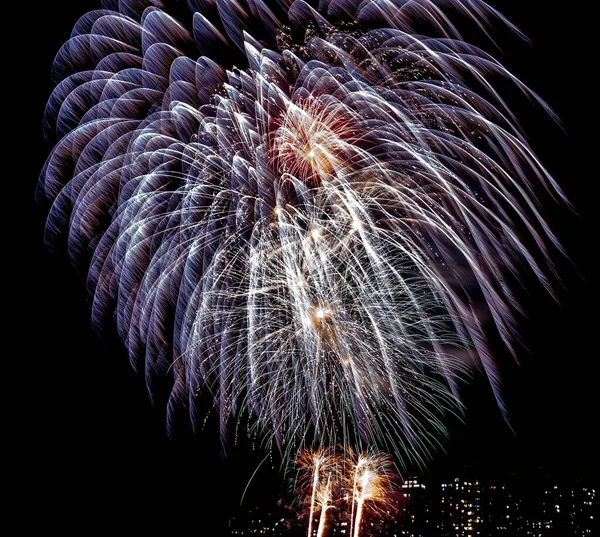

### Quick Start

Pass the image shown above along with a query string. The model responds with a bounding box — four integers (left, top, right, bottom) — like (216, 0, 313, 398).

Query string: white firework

(39, 0, 566, 465)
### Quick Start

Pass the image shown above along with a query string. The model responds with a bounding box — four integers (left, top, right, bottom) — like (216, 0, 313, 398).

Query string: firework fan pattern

(39, 0, 565, 464)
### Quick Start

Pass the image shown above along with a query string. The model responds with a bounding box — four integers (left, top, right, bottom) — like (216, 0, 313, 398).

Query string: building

(519, 473, 596, 536)
(397, 477, 433, 536)
(228, 505, 292, 536)
(229, 467, 595, 537)
(438, 477, 484, 536)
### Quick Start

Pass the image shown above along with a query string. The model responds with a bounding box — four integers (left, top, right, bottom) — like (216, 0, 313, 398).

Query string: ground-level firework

(296, 448, 395, 537)
(39, 0, 565, 465)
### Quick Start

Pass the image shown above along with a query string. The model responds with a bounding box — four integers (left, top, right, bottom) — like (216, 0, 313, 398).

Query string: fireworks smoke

(39, 0, 565, 464)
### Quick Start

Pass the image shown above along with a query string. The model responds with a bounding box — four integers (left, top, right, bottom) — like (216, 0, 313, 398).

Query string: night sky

(14, 1, 596, 534)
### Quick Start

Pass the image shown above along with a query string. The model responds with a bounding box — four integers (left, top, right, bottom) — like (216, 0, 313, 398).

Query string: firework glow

(39, 0, 565, 466)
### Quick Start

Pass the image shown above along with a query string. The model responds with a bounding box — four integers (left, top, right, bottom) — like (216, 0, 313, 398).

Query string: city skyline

(228, 464, 595, 536)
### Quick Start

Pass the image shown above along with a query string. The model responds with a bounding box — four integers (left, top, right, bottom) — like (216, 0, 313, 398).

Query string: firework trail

(316, 473, 333, 537)
(308, 456, 321, 537)
(347, 452, 394, 537)
(39, 0, 565, 464)
(296, 448, 339, 537)
(349, 452, 364, 535)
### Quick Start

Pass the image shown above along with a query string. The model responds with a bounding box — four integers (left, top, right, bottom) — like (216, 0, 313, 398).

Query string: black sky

(12, 1, 596, 534)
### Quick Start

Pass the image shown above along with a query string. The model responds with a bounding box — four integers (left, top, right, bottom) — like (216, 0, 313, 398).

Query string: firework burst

(39, 0, 565, 465)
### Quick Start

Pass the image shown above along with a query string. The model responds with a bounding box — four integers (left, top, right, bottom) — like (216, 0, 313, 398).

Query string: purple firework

(39, 0, 565, 465)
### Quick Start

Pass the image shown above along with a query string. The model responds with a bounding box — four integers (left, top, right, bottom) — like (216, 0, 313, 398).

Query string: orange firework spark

(271, 95, 362, 184)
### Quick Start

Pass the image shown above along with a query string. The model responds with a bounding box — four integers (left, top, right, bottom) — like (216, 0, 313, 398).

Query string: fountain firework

(348, 452, 394, 537)
(296, 448, 394, 537)
(296, 449, 339, 537)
